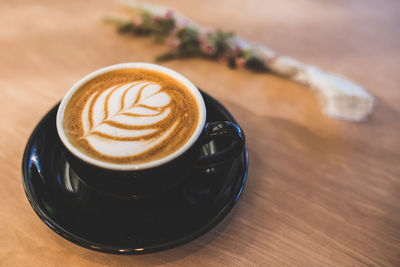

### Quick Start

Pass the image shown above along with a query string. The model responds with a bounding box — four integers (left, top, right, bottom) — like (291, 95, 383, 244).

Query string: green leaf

(176, 27, 201, 55)
(245, 56, 268, 72)
(118, 22, 135, 33)
(155, 52, 178, 61)
(153, 18, 176, 42)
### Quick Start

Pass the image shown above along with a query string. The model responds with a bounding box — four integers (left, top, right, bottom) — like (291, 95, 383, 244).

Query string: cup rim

(56, 63, 206, 171)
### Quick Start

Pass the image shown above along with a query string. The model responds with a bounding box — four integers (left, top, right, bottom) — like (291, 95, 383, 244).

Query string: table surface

(1, 0, 400, 266)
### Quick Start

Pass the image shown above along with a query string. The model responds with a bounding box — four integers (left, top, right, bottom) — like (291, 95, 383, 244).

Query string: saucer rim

(22, 91, 248, 254)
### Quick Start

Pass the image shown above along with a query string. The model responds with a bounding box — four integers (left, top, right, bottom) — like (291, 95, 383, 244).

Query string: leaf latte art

(62, 69, 199, 165)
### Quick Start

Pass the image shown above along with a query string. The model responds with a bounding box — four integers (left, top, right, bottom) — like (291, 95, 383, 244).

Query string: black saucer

(22, 91, 248, 254)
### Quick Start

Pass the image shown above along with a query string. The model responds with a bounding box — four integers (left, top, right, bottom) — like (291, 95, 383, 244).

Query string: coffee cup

(56, 63, 245, 199)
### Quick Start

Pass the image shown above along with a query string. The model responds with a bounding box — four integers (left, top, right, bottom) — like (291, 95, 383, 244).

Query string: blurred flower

(166, 36, 181, 49)
(233, 45, 242, 56)
(133, 16, 142, 27)
(198, 33, 207, 43)
(198, 32, 216, 55)
(152, 15, 161, 23)
(165, 9, 174, 19)
(176, 18, 190, 28)
(109, 9, 268, 71)
(235, 57, 246, 68)
(201, 42, 215, 55)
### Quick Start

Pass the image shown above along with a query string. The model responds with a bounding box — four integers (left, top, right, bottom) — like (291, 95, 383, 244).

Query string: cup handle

(196, 121, 245, 168)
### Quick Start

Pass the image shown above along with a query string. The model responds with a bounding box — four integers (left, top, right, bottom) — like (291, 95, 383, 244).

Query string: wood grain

(1, 0, 399, 266)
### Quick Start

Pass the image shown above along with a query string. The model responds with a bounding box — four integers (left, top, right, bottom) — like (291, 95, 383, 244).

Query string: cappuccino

(62, 69, 200, 165)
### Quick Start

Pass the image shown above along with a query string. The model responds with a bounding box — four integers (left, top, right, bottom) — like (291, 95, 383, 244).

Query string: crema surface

(63, 69, 199, 164)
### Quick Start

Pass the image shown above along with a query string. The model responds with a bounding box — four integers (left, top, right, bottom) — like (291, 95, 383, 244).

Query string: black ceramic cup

(56, 63, 245, 199)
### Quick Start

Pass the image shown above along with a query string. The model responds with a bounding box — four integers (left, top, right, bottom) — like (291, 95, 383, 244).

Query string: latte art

(82, 81, 175, 157)
(62, 69, 200, 165)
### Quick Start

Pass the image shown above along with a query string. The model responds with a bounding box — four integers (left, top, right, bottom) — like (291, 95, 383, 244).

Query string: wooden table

(1, 0, 399, 266)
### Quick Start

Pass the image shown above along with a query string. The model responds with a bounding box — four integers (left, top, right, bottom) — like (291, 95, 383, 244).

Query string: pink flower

(165, 9, 174, 19)
(198, 34, 215, 55)
(235, 57, 246, 68)
(165, 28, 181, 49)
(133, 16, 142, 27)
(201, 42, 215, 55)
(198, 34, 207, 43)
(233, 45, 242, 56)
(152, 15, 161, 23)
(166, 37, 181, 49)
(176, 19, 190, 28)
(197, 29, 214, 44)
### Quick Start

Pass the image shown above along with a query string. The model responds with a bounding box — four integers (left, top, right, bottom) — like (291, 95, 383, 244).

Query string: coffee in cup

(62, 68, 201, 166)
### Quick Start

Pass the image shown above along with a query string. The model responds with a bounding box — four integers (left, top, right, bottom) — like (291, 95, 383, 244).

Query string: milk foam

(81, 81, 173, 157)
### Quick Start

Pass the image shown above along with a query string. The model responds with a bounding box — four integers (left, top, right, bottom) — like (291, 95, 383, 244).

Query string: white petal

(86, 121, 178, 157)
(93, 123, 156, 138)
(110, 108, 170, 126)
(107, 82, 138, 117)
(141, 92, 170, 107)
(92, 86, 115, 127)
(123, 106, 160, 115)
(139, 83, 162, 101)
(123, 82, 150, 109)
